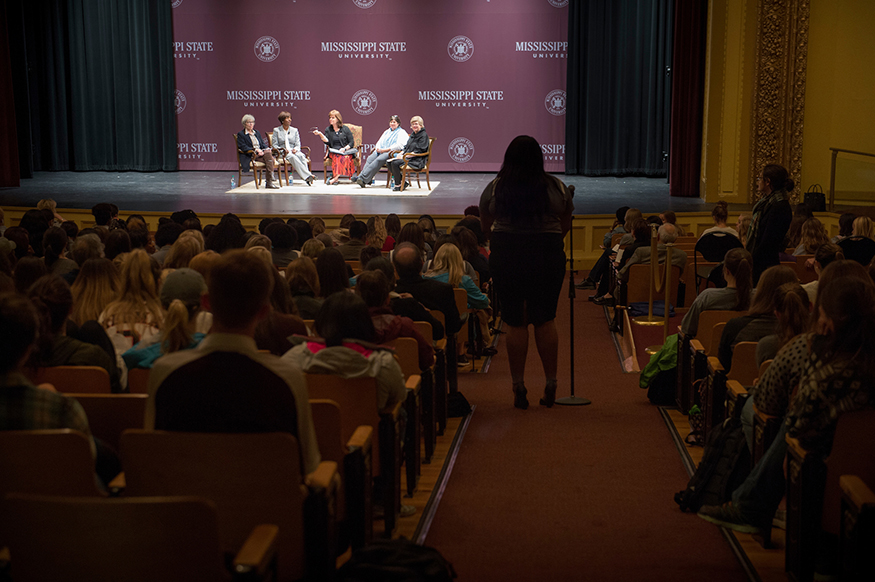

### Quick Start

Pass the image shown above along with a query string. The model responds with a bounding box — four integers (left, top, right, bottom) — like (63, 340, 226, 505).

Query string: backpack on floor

(337, 538, 457, 582)
(674, 417, 751, 512)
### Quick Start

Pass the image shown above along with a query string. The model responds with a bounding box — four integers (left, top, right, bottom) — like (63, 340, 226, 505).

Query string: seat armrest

(690, 339, 705, 352)
(233, 524, 279, 581)
(405, 375, 421, 393)
(379, 401, 404, 421)
(348, 425, 373, 453)
(726, 379, 748, 399)
(706, 356, 724, 374)
(785, 435, 807, 460)
(306, 461, 339, 493)
(841, 475, 875, 509)
(108, 472, 126, 495)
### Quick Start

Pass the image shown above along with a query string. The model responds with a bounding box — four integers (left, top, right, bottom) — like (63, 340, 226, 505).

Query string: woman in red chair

(313, 110, 356, 185)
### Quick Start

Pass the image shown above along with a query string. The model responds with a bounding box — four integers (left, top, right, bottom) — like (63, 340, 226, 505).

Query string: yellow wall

(801, 0, 875, 201)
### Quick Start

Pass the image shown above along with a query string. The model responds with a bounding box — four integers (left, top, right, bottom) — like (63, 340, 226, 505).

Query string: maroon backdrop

(171, 0, 568, 173)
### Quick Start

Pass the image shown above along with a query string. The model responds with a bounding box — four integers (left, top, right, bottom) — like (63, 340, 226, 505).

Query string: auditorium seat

(121, 430, 337, 582)
(388, 335, 437, 464)
(29, 366, 112, 394)
(304, 373, 403, 537)
(415, 319, 448, 438)
(839, 475, 875, 579)
(309, 398, 373, 550)
(69, 393, 148, 453)
(4, 493, 278, 582)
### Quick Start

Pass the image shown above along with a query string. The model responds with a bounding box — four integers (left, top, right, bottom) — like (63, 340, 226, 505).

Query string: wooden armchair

(4, 493, 278, 582)
(322, 123, 362, 183)
(268, 130, 312, 186)
(69, 393, 148, 453)
(786, 408, 875, 582)
(29, 365, 111, 394)
(233, 133, 268, 189)
(310, 399, 373, 550)
(304, 373, 403, 537)
(121, 430, 338, 582)
(399, 137, 436, 192)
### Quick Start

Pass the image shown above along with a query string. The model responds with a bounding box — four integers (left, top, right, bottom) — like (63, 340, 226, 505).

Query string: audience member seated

(338, 220, 368, 261)
(451, 225, 491, 289)
(698, 261, 875, 548)
(364, 257, 445, 341)
(300, 238, 325, 260)
(98, 249, 164, 354)
(575, 207, 642, 290)
(793, 217, 829, 256)
(716, 265, 797, 371)
(289, 219, 313, 247)
(187, 250, 221, 280)
(285, 256, 323, 319)
(62, 233, 104, 284)
(27, 275, 121, 392)
(357, 270, 434, 371)
(317, 247, 352, 299)
(659, 210, 686, 236)
(265, 222, 299, 268)
(18, 208, 51, 257)
(146, 250, 319, 474)
(163, 236, 203, 270)
(122, 269, 209, 370)
(254, 268, 307, 356)
(392, 222, 433, 265)
(14, 257, 48, 294)
(736, 214, 751, 247)
(701, 201, 739, 238)
(366, 216, 394, 251)
(205, 214, 246, 254)
(800, 242, 843, 303)
(783, 203, 814, 250)
(282, 291, 407, 413)
(0, 293, 114, 481)
(42, 227, 78, 278)
(680, 248, 753, 337)
(755, 282, 810, 367)
(425, 243, 489, 310)
(104, 229, 131, 261)
(837, 216, 875, 266)
(393, 242, 462, 336)
(830, 212, 855, 243)
(385, 214, 401, 244)
(37, 198, 65, 226)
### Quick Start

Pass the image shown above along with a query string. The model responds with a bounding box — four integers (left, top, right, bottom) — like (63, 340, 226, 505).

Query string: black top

(395, 276, 461, 335)
(325, 125, 354, 150)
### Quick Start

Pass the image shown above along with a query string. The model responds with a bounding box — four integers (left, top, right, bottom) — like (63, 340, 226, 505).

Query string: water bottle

(390, 176, 395, 189)
(230, 174, 237, 190)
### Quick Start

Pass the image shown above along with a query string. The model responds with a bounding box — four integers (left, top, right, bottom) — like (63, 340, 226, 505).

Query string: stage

(1, 171, 709, 218)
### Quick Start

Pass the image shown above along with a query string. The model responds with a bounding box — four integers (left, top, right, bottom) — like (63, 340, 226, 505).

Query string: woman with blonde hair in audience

(122, 268, 209, 369)
(187, 250, 221, 280)
(701, 201, 739, 238)
(99, 249, 164, 351)
(680, 248, 754, 336)
(244, 234, 272, 251)
(367, 215, 392, 251)
(300, 238, 325, 260)
(793, 217, 829, 255)
(736, 214, 751, 246)
(163, 236, 203, 270)
(308, 216, 326, 237)
(37, 198, 65, 226)
(70, 258, 119, 326)
(178, 228, 205, 247)
(851, 215, 874, 240)
(716, 265, 797, 371)
(286, 255, 323, 319)
(425, 243, 489, 310)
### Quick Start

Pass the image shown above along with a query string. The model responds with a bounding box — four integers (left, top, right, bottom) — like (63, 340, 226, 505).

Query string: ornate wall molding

(749, 0, 809, 204)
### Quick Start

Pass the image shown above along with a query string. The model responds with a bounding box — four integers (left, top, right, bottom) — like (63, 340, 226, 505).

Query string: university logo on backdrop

(352, 90, 378, 116)
(175, 90, 187, 115)
(418, 90, 503, 109)
(178, 142, 218, 161)
(548, 0, 569, 7)
(447, 36, 474, 62)
(352, 0, 377, 8)
(448, 138, 475, 163)
(321, 41, 406, 60)
(226, 90, 312, 108)
(254, 36, 280, 62)
(541, 143, 565, 162)
(173, 41, 213, 60)
(515, 41, 567, 59)
(171, 0, 183, 7)
(545, 90, 566, 116)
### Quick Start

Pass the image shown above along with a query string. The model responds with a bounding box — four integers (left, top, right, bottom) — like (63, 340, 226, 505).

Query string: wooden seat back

(387, 337, 419, 379)
(793, 254, 817, 284)
(822, 408, 875, 535)
(727, 341, 759, 386)
(127, 367, 150, 394)
(4, 494, 236, 582)
(69, 393, 148, 452)
(30, 366, 111, 394)
(696, 310, 741, 353)
(121, 430, 316, 582)
(625, 264, 682, 305)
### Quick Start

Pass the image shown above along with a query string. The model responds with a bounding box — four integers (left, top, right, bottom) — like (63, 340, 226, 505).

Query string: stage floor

(0, 171, 709, 217)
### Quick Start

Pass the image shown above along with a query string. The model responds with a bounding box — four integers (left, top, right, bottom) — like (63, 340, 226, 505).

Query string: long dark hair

(493, 135, 549, 221)
(815, 261, 875, 374)
(724, 248, 753, 311)
(316, 247, 350, 298)
(315, 292, 375, 347)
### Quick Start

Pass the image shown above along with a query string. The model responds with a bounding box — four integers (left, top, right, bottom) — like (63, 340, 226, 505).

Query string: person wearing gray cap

(122, 268, 211, 370)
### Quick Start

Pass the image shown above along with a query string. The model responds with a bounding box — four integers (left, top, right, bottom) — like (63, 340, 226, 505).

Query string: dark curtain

(669, 0, 708, 197)
(0, 4, 20, 186)
(566, 0, 674, 177)
(8, 0, 177, 174)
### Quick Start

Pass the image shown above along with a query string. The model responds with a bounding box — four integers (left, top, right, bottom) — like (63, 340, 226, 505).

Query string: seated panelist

(313, 109, 357, 185)
(354, 115, 409, 188)
(388, 116, 429, 192)
(272, 111, 315, 186)
(236, 114, 279, 189)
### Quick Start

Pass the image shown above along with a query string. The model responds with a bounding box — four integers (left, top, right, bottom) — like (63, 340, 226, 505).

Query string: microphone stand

(556, 190, 591, 406)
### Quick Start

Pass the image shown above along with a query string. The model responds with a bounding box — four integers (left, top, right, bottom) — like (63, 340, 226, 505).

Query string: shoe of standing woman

(540, 379, 557, 407)
(513, 382, 529, 410)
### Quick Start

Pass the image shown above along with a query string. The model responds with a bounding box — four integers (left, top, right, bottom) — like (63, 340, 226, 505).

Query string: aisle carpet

(424, 280, 746, 581)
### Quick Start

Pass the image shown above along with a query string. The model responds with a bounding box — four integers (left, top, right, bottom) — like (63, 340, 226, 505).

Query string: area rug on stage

(226, 179, 438, 196)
